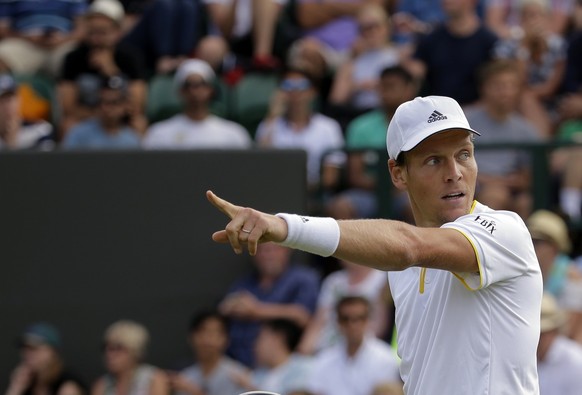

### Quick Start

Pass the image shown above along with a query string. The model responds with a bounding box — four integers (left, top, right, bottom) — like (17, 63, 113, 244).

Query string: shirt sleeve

(442, 209, 538, 290)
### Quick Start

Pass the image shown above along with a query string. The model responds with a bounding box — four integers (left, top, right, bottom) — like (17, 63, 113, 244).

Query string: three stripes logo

(427, 110, 447, 123)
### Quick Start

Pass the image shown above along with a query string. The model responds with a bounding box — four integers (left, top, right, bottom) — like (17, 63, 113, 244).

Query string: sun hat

(527, 210, 571, 254)
(540, 292, 568, 332)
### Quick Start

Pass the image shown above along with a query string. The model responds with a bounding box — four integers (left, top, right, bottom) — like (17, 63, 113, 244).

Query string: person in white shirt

(308, 296, 401, 395)
(143, 59, 251, 149)
(298, 261, 389, 354)
(537, 292, 582, 395)
(207, 95, 543, 394)
(256, 67, 345, 195)
(234, 319, 312, 394)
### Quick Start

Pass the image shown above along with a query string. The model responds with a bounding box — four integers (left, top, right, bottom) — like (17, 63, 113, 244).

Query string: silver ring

(241, 228, 251, 234)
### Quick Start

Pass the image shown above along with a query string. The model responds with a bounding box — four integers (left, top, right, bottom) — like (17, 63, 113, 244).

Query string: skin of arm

(329, 61, 354, 106)
(149, 370, 170, 395)
(297, 307, 328, 354)
(207, 190, 478, 273)
(206, 1, 237, 39)
(220, 291, 312, 326)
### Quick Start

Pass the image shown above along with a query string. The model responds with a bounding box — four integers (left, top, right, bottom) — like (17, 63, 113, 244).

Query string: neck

(185, 107, 209, 121)
(100, 119, 123, 133)
(446, 12, 480, 36)
(198, 354, 221, 375)
(269, 350, 290, 368)
(36, 360, 62, 386)
(286, 108, 311, 128)
(346, 338, 364, 357)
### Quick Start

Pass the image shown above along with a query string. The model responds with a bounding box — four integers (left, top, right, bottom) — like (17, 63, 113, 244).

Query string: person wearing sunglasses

(307, 296, 401, 395)
(256, 67, 344, 213)
(92, 320, 168, 395)
(144, 59, 251, 149)
(62, 75, 142, 149)
(328, 5, 402, 119)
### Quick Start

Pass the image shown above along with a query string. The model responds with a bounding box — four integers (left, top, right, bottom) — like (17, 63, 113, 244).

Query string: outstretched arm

(207, 191, 477, 273)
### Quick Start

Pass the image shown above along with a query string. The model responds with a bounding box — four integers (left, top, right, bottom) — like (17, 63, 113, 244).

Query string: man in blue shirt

(219, 242, 320, 367)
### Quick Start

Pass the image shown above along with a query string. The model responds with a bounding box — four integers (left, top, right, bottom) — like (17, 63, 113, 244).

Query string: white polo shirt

(143, 114, 252, 149)
(388, 201, 543, 395)
(538, 336, 582, 395)
(308, 336, 401, 395)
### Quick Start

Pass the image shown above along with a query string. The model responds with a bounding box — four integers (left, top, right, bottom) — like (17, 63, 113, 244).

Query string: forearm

(255, 302, 311, 326)
(333, 219, 419, 271)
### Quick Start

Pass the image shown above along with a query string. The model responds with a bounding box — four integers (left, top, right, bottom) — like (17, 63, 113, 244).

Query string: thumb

(206, 190, 240, 219)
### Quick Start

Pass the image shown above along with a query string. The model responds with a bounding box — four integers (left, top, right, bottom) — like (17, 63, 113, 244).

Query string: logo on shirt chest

(474, 215, 496, 235)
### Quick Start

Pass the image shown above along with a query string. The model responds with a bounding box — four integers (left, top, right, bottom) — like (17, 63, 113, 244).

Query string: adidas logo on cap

(427, 110, 447, 123)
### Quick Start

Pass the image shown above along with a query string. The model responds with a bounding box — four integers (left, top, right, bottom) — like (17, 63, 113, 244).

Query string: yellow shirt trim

(418, 200, 482, 294)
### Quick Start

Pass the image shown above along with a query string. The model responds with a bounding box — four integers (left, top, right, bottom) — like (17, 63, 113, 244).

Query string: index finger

(206, 190, 240, 219)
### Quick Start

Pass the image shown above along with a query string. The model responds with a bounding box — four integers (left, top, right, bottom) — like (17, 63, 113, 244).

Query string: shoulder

(211, 116, 248, 133)
(447, 203, 529, 236)
(311, 113, 342, 131)
(147, 115, 185, 133)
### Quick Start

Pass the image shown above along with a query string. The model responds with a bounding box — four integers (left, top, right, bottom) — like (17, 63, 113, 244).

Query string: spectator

(0, 0, 87, 77)
(537, 293, 582, 395)
(4, 322, 86, 395)
(0, 74, 53, 150)
(92, 320, 168, 395)
(121, 0, 205, 74)
(219, 242, 320, 367)
(235, 319, 313, 394)
(325, 66, 417, 220)
(292, 0, 377, 71)
(307, 296, 401, 395)
(169, 311, 249, 395)
(554, 32, 582, 221)
(62, 75, 142, 149)
(199, 0, 286, 73)
(328, 4, 401, 115)
(485, 0, 573, 39)
(59, 0, 147, 136)
(527, 210, 582, 342)
(256, 67, 344, 202)
(464, 59, 542, 218)
(143, 59, 251, 149)
(298, 260, 389, 355)
(493, 0, 565, 136)
(391, 0, 445, 48)
(408, 0, 498, 105)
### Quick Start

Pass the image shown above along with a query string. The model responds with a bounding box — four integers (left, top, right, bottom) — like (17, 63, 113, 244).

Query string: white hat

(87, 0, 125, 25)
(386, 96, 480, 160)
(174, 59, 215, 90)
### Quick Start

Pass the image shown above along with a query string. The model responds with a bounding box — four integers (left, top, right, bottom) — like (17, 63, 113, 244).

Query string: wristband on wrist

(275, 213, 340, 257)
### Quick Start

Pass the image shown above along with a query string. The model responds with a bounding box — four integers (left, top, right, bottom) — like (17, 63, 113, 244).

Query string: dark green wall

(0, 149, 307, 387)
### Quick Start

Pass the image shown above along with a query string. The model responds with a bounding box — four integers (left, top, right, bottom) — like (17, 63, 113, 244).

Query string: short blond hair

(104, 320, 149, 359)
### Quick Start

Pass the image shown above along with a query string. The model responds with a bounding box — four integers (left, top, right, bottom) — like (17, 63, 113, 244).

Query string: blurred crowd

(3, 0, 582, 394)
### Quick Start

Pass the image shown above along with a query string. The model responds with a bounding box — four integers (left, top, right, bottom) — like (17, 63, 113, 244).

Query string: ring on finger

(241, 228, 252, 234)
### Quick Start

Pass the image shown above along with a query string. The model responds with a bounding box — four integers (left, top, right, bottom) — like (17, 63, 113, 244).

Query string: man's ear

(388, 158, 408, 191)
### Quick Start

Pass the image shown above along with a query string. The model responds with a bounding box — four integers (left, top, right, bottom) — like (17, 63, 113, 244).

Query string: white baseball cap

(174, 59, 215, 91)
(386, 96, 480, 160)
(87, 0, 125, 25)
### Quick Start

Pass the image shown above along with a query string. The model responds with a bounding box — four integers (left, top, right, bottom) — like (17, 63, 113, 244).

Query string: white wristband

(276, 213, 340, 257)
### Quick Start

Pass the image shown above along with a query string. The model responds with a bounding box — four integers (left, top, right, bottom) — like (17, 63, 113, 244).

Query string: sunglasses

(182, 80, 209, 90)
(358, 21, 382, 33)
(102, 342, 129, 353)
(338, 314, 368, 324)
(280, 78, 311, 92)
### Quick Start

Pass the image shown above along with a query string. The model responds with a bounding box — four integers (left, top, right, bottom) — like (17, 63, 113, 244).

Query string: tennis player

(208, 95, 543, 394)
